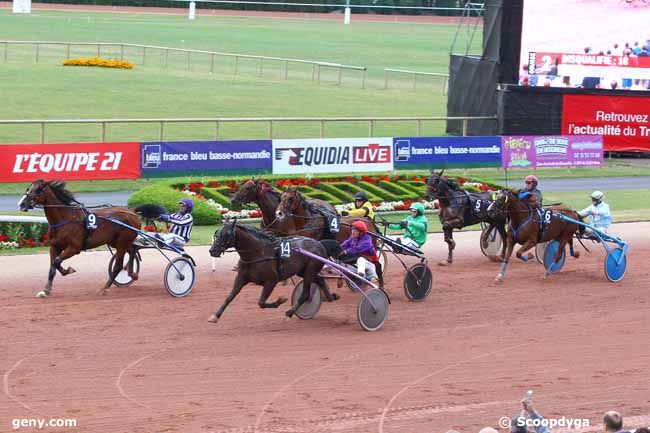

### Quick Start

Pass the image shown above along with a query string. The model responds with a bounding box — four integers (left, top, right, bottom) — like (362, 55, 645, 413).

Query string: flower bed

(0, 223, 50, 250)
(62, 57, 134, 69)
(172, 174, 498, 220)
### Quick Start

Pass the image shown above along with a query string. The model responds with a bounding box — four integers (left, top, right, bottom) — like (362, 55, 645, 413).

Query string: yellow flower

(61, 57, 134, 69)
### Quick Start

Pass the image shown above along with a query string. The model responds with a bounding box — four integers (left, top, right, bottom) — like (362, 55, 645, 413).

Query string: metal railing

(0, 116, 497, 143)
(384, 68, 449, 94)
(0, 40, 368, 88)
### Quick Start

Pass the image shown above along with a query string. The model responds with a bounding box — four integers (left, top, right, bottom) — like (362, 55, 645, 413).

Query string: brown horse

(230, 179, 281, 227)
(18, 180, 140, 297)
(207, 221, 338, 322)
(427, 170, 507, 265)
(488, 188, 582, 282)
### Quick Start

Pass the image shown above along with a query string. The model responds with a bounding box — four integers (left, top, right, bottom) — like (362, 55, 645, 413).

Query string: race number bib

(280, 240, 291, 259)
(543, 210, 553, 224)
(328, 215, 341, 233)
(85, 213, 98, 231)
(474, 199, 482, 213)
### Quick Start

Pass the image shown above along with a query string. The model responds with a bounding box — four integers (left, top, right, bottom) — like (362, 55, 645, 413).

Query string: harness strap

(509, 206, 534, 243)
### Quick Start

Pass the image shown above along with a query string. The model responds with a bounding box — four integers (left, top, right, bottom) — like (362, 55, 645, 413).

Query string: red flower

(0, 234, 8, 242)
(457, 177, 467, 184)
(144, 225, 157, 232)
(41, 233, 49, 243)
(208, 180, 220, 188)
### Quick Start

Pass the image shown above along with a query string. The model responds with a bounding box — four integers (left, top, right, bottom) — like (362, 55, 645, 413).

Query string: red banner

(0, 142, 141, 182)
(562, 95, 650, 152)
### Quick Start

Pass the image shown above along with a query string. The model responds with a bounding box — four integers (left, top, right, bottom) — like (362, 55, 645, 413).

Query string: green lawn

(0, 10, 478, 143)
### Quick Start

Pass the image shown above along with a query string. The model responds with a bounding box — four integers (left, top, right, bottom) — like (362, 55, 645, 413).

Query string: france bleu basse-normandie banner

(393, 136, 502, 169)
(0, 142, 141, 182)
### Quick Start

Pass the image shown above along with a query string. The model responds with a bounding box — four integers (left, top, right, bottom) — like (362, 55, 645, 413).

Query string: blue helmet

(179, 198, 194, 212)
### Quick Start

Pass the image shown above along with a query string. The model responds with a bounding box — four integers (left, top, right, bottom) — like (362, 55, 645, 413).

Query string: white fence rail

(0, 116, 497, 143)
(384, 68, 449, 94)
(0, 215, 48, 223)
(0, 40, 368, 88)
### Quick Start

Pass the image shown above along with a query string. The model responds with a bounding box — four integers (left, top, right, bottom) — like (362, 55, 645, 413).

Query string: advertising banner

(393, 136, 501, 168)
(562, 95, 650, 152)
(141, 140, 272, 174)
(501, 135, 603, 169)
(272, 138, 393, 174)
(0, 142, 140, 182)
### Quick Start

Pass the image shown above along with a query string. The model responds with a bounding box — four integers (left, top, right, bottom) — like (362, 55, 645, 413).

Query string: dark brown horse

(230, 179, 281, 227)
(18, 180, 140, 297)
(488, 189, 582, 282)
(427, 171, 507, 265)
(207, 221, 338, 322)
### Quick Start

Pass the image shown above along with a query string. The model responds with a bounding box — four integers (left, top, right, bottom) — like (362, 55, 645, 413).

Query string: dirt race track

(1, 223, 649, 433)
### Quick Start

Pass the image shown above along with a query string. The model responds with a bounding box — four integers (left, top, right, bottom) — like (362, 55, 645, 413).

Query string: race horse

(230, 179, 282, 228)
(18, 179, 140, 297)
(487, 188, 582, 282)
(208, 221, 339, 322)
(427, 170, 507, 265)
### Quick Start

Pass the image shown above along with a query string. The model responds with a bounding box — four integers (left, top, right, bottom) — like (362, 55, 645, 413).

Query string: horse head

(210, 219, 237, 257)
(231, 179, 258, 211)
(487, 189, 515, 218)
(426, 170, 445, 200)
(275, 187, 303, 221)
(19, 179, 74, 211)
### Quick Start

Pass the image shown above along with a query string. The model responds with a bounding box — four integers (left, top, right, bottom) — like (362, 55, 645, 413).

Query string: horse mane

(266, 189, 281, 200)
(47, 180, 77, 205)
(236, 223, 280, 243)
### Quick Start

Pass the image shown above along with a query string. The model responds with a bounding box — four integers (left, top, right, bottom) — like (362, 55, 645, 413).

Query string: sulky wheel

(543, 240, 566, 274)
(164, 257, 195, 297)
(357, 288, 389, 332)
(291, 280, 323, 320)
(535, 241, 548, 265)
(480, 225, 504, 262)
(604, 248, 627, 283)
(403, 263, 432, 301)
(108, 250, 140, 287)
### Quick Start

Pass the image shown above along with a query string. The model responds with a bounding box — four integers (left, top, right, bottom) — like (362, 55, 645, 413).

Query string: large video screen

(519, 0, 650, 91)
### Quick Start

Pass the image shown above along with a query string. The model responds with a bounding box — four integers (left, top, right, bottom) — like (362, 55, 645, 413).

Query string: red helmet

(351, 220, 368, 233)
(525, 175, 538, 184)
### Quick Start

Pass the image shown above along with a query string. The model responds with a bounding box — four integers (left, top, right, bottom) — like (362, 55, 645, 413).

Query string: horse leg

(126, 246, 139, 281)
(208, 274, 248, 323)
(568, 236, 580, 258)
(515, 239, 536, 262)
(438, 224, 456, 266)
(255, 280, 286, 312)
(286, 269, 318, 318)
(481, 223, 493, 249)
(497, 223, 508, 261)
(317, 274, 339, 302)
(495, 234, 516, 282)
(39, 246, 79, 298)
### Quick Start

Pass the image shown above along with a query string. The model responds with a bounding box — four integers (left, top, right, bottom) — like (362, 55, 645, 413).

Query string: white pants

(136, 233, 186, 248)
(585, 226, 608, 236)
(356, 257, 378, 280)
(388, 236, 420, 250)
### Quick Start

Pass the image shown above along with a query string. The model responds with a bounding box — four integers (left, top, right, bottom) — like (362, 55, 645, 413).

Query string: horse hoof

(331, 293, 340, 301)
(131, 273, 139, 281)
(67, 267, 76, 275)
(207, 314, 219, 323)
(97, 288, 110, 296)
(36, 290, 49, 298)
(437, 261, 450, 267)
(573, 252, 580, 259)
(285, 310, 295, 318)
(494, 274, 504, 283)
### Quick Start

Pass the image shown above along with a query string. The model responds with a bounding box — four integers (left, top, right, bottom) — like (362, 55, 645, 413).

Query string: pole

(189, 1, 196, 20)
(344, 0, 351, 25)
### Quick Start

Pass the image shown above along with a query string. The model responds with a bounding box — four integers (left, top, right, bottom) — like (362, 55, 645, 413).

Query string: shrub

(62, 57, 134, 69)
(128, 183, 221, 225)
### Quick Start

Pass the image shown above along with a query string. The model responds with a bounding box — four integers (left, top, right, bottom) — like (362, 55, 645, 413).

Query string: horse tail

(134, 204, 169, 220)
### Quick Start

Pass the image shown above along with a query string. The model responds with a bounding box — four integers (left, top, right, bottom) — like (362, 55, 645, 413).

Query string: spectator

(603, 411, 627, 433)
(562, 76, 572, 87)
(633, 42, 642, 55)
(585, 46, 592, 54)
(611, 80, 619, 89)
(478, 428, 498, 433)
(520, 397, 550, 433)
(612, 43, 622, 56)
(543, 79, 552, 87)
(582, 76, 601, 89)
(631, 79, 645, 90)
(638, 47, 649, 57)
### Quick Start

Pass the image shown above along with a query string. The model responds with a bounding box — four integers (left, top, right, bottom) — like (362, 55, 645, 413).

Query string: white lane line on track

(116, 353, 155, 410)
(3, 356, 43, 416)
(377, 342, 529, 433)
(253, 353, 358, 433)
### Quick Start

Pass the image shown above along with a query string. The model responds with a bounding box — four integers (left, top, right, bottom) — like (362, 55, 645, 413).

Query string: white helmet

(591, 190, 604, 200)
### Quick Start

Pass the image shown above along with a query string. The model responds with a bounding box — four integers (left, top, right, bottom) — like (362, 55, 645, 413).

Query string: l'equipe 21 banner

(272, 138, 393, 174)
(501, 135, 603, 169)
(393, 136, 501, 169)
(562, 95, 650, 152)
(141, 140, 272, 174)
(0, 142, 140, 182)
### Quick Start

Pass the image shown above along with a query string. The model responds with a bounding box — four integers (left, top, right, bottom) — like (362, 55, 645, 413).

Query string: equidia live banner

(141, 140, 272, 173)
(562, 95, 650, 152)
(501, 135, 603, 169)
(272, 138, 393, 174)
(0, 142, 140, 182)
(393, 136, 501, 169)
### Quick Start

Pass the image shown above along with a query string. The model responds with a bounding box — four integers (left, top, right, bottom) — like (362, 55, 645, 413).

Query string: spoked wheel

(403, 263, 432, 301)
(535, 242, 548, 264)
(357, 288, 389, 332)
(604, 248, 627, 282)
(291, 280, 323, 320)
(543, 240, 566, 274)
(479, 225, 504, 262)
(164, 257, 195, 297)
(108, 250, 140, 287)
